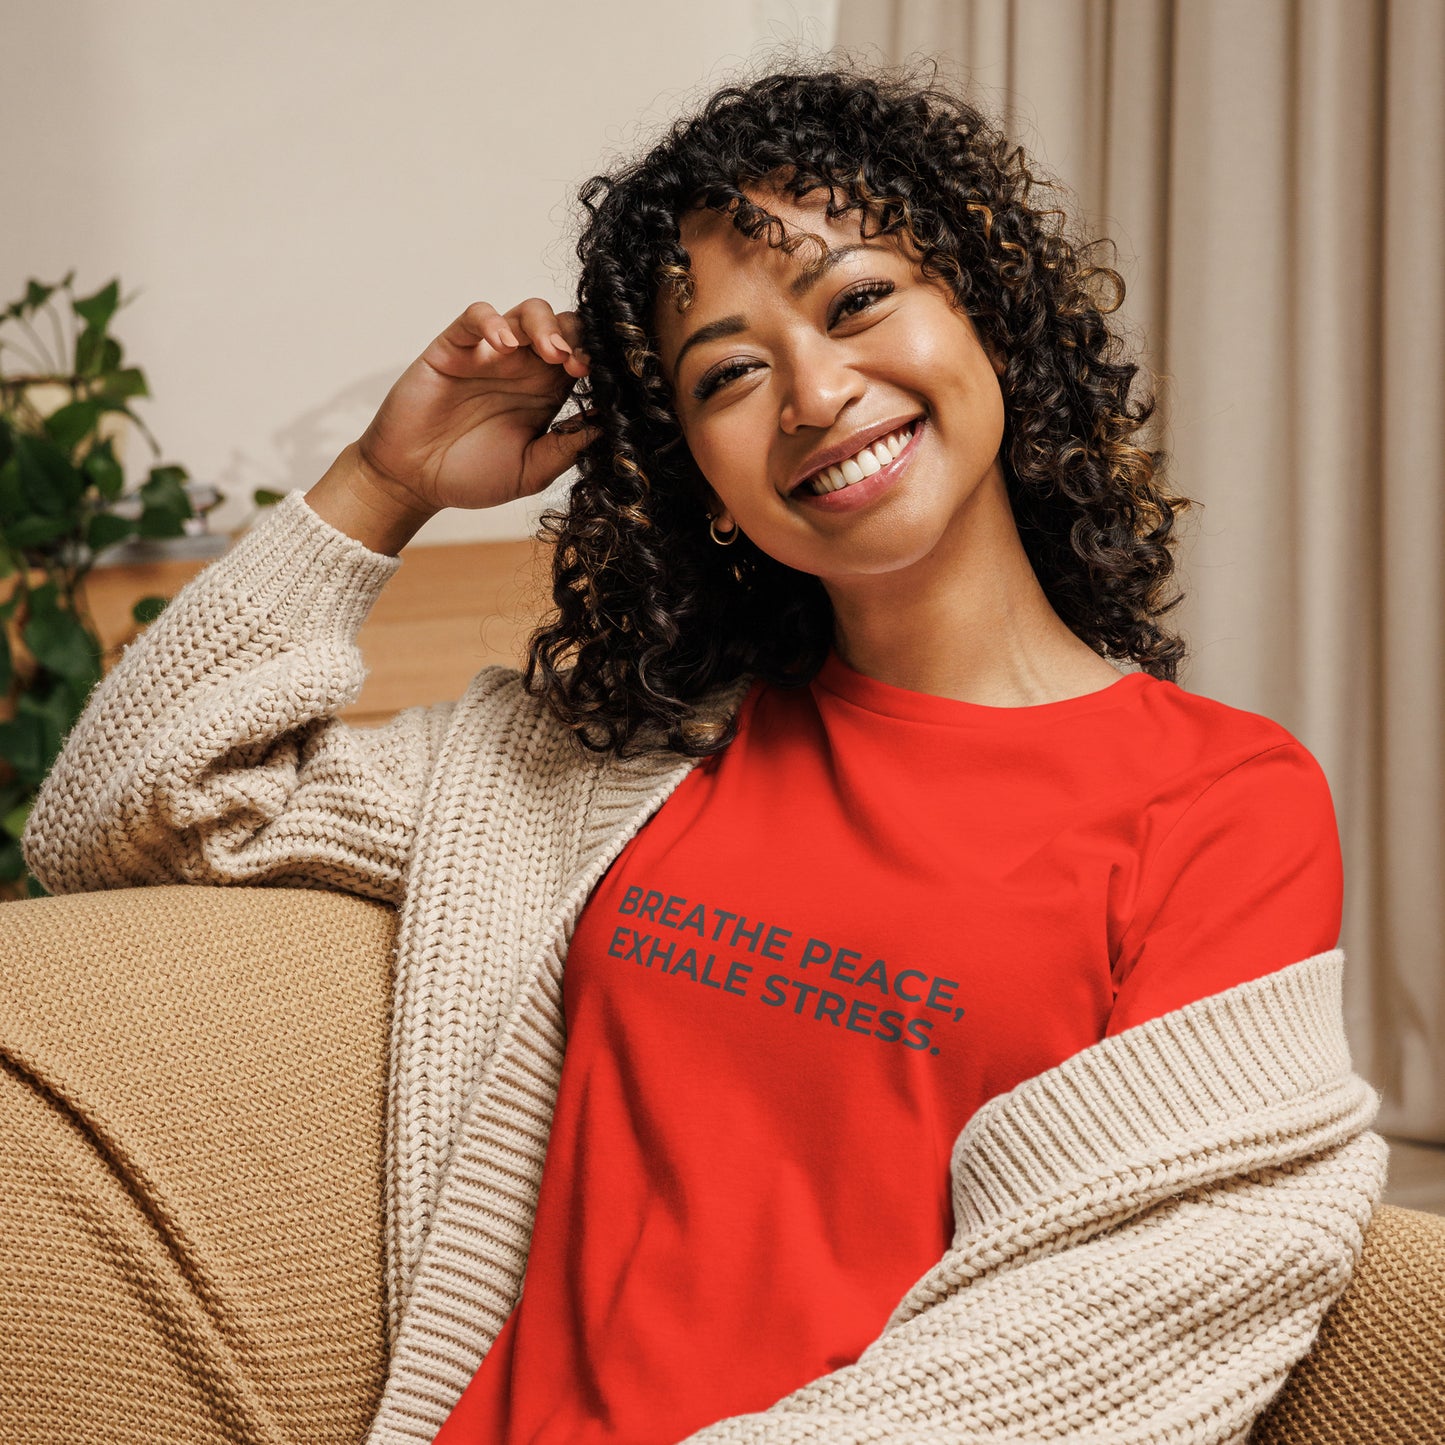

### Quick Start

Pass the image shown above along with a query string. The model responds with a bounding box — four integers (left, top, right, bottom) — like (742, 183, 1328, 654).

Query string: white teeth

(803, 422, 915, 495)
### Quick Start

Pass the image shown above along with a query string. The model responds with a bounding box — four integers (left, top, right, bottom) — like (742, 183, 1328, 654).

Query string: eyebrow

(668, 241, 892, 384)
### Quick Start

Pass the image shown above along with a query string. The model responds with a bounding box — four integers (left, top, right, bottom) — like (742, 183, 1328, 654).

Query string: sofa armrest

(1251, 1202, 1445, 1443)
(0, 884, 395, 1444)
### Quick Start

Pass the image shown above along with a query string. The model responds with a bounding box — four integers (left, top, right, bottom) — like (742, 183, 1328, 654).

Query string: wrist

(305, 443, 438, 557)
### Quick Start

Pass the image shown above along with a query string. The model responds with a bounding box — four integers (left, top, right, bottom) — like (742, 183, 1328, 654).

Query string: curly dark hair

(523, 53, 1196, 757)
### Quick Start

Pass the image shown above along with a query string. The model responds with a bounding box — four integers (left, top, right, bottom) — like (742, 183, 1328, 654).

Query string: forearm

(678, 952, 1388, 1445)
(305, 442, 439, 558)
(680, 1128, 1388, 1445)
(20, 486, 436, 899)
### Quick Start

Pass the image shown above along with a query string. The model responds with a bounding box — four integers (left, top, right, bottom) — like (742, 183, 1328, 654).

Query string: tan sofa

(1, 883, 1442, 1444)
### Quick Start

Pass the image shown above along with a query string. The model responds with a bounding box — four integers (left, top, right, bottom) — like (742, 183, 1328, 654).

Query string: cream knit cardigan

(23, 489, 1389, 1445)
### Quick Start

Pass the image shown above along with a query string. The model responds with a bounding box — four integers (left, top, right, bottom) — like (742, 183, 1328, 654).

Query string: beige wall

(0, 0, 838, 543)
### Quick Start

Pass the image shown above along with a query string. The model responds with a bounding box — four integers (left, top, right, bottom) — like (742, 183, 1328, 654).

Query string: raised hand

(353, 298, 599, 515)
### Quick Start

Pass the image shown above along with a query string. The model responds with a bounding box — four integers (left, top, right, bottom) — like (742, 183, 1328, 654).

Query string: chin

(806, 534, 956, 583)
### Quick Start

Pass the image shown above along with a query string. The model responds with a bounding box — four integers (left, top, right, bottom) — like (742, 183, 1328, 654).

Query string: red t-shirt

(433, 654, 1343, 1444)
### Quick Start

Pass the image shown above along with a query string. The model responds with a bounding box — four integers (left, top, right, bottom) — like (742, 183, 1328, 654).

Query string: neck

(822, 467, 1115, 706)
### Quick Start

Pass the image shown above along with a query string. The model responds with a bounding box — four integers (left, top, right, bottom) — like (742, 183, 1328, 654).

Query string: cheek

(918, 331, 1007, 442)
(686, 420, 762, 502)
(910, 318, 991, 385)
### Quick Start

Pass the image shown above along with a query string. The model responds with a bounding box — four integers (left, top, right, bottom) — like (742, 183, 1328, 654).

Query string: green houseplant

(0, 273, 206, 899)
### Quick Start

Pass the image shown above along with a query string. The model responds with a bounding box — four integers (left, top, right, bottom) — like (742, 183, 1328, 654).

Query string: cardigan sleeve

(20, 488, 453, 907)
(676, 952, 1389, 1445)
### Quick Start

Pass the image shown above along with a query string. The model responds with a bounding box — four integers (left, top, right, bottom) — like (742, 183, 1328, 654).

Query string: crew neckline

(812, 648, 1153, 725)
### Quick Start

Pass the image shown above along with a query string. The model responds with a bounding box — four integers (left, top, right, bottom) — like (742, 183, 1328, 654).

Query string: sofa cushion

(0, 884, 394, 1444)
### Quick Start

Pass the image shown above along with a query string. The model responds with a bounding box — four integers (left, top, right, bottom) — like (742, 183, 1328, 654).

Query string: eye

(691, 279, 898, 401)
(692, 358, 754, 401)
(829, 278, 895, 324)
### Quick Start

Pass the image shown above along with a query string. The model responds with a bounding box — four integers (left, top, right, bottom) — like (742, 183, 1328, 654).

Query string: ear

(703, 487, 738, 542)
(703, 484, 734, 531)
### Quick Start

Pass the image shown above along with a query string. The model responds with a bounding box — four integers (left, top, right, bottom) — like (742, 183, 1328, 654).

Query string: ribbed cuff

(213, 487, 404, 640)
(949, 948, 1371, 1232)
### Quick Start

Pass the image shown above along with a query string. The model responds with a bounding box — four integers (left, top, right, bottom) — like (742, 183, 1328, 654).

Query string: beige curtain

(834, 0, 1444, 1141)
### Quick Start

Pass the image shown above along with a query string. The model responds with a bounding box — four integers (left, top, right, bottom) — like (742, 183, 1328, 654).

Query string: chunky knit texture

(22, 488, 1390, 1444)
(0, 883, 394, 1443)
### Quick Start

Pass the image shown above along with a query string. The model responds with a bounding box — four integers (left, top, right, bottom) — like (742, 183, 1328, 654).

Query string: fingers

(433, 299, 591, 378)
(551, 309, 591, 365)
(439, 301, 516, 356)
(501, 299, 591, 377)
(527, 415, 601, 493)
(550, 404, 602, 436)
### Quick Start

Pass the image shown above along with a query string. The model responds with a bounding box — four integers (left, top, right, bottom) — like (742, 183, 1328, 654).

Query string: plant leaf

(0, 713, 47, 785)
(1, 794, 30, 842)
(144, 463, 190, 494)
(15, 687, 79, 778)
(86, 510, 135, 552)
(0, 777, 30, 811)
(76, 324, 105, 376)
(99, 366, 148, 401)
(13, 434, 84, 514)
(82, 438, 125, 499)
(22, 601, 101, 682)
(5, 513, 73, 547)
(58, 670, 97, 722)
(137, 464, 193, 536)
(44, 399, 101, 452)
(0, 456, 22, 522)
(138, 507, 189, 539)
(0, 625, 10, 694)
(23, 280, 56, 314)
(26, 579, 57, 611)
(73, 279, 120, 331)
(132, 594, 169, 625)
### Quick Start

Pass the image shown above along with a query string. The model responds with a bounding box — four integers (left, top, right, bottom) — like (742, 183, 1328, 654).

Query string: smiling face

(651, 183, 1011, 584)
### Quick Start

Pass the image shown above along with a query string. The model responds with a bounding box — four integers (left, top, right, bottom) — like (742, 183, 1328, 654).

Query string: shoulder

(1130, 674, 1334, 817)
(1127, 676, 1340, 867)
(1108, 681, 1345, 1024)
(456, 663, 562, 738)
(447, 664, 756, 775)
(1133, 671, 1297, 753)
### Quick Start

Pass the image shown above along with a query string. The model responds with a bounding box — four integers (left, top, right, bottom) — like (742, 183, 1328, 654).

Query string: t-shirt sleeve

(1106, 739, 1344, 1037)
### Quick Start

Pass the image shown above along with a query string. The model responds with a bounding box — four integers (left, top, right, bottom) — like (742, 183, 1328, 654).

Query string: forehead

(653, 186, 906, 356)
(678, 185, 870, 263)
(700, 189, 891, 292)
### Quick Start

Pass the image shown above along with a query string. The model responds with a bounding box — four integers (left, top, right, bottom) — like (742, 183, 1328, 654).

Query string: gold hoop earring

(709, 516, 739, 546)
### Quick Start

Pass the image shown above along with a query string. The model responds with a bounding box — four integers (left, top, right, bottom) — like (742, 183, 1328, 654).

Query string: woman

(20, 60, 1385, 1445)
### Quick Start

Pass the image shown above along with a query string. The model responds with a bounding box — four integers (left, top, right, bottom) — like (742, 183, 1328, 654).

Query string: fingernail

(550, 333, 572, 354)
(499, 327, 519, 347)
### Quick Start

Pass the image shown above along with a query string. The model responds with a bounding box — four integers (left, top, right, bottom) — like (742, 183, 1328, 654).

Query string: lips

(786, 414, 925, 497)
(790, 415, 926, 513)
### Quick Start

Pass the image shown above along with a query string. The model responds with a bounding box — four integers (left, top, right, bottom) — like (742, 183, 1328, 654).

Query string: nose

(777, 334, 866, 434)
